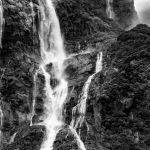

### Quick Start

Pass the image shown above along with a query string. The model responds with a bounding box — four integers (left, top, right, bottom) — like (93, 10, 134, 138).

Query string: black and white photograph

(0, 0, 150, 149)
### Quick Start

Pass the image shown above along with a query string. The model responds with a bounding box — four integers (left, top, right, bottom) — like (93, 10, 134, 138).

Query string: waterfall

(71, 52, 103, 134)
(29, 1, 36, 33)
(36, 0, 68, 149)
(134, 0, 150, 24)
(106, 0, 115, 19)
(31, 0, 103, 149)
(30, 71, 38, 126)
(0, 0, 3, 145)
(69, 126, 87, 150)
(134, 0, 142, 23)
(0, 0, 4, 47)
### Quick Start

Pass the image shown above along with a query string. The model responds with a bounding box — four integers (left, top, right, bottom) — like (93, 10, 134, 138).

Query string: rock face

(0, 0, 150, 150)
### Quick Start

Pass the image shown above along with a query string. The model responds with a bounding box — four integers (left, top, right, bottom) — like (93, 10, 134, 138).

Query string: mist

(134, 0, 150, 26)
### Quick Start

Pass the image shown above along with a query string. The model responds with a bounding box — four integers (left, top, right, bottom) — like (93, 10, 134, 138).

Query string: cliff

(113, 0, 139, 29)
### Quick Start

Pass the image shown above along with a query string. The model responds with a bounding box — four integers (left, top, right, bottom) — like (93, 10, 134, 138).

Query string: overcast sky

(134, 0, 150, 26)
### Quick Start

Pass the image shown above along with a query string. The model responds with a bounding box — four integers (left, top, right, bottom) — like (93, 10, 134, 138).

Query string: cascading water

(30, 71, 38, 126)
(134, 0, 150, 25)
(0, 0, 3, 47)
(29, 1, 36, 33)
(36, 0, 68, 149)
(106, 0, 115, 19)
(71, 52, 103, 134)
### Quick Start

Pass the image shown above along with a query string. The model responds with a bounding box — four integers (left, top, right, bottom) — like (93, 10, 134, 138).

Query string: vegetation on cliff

(0, 0, 150, 150)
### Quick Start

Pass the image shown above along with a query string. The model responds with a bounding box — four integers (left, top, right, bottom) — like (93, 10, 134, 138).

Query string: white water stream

(0, 0, 3, 145)
(37, 0, 68, 149)
(71, 52, 103, 134)
(0, 0, 104, 149)
(106, 0, 115, 19)
(33, 0, 89, 150)
(134, 0, 150, 25)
